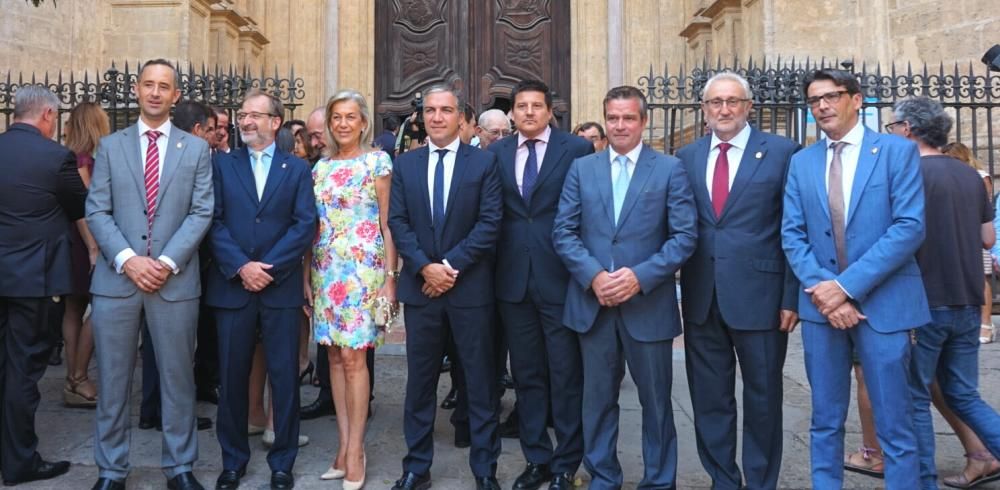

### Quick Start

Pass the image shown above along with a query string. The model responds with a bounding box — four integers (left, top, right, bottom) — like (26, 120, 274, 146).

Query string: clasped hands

(421, 262, 459, 298)
(239, 261, 274, 292)
(591, 268, 640, 307)
(805, 280, 866, 329)
(124, 256, 172, 293)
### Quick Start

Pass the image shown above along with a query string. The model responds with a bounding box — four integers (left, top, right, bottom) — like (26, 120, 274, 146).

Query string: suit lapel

(231, 148, 259, 205)
(413, 146, 432, 225)
(258, 148, 291, 212)
(594, 150, 615, 227)
(121, 125, 146, 203)
(811, 142, 832, 221)
(846, 129, 881, 227)
(718, 129, 765, 221)
(615, 146, 654, 232)
(157, 130, 186, 198)
(532, 131, 567, 199)
(442, 144, 470, 228)
(690, 137, 714, 222)
(498, 137, 525, 213)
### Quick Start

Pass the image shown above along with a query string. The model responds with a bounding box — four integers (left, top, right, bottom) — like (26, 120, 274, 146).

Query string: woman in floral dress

(308, 89, 397, 489)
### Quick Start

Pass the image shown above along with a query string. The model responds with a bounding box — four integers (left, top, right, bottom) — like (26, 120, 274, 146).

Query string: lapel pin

(872, 147, 878, 154)
(176, 142, 182, 149)
(755, 151, 763, 159)
(282, 163, 287, 169)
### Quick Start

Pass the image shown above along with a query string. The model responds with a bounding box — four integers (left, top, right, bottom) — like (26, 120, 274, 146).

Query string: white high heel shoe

(320, 466, 345, 480)
(342, 453, 366, 490)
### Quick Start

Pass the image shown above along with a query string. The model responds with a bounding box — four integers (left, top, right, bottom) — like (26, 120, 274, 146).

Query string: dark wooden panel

(375, 0, 571, 127)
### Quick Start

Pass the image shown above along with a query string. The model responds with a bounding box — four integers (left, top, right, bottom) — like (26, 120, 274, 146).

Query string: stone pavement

(18, 325, 1000, 489)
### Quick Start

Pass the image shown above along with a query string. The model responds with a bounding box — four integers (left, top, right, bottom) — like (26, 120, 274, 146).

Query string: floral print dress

(311, 150, 392, 349)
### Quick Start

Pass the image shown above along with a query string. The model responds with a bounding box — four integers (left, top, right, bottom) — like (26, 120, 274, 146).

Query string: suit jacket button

(141, 235, 147, 240)
(825, 230, 831, 236)
(255, 218, 261, 223)
(250, 248, 255, 254)
(612, 239, 618, 245)
(830, 259, 836, 265)
(528, 218, 533, 223)
(143, 210, 147, 215)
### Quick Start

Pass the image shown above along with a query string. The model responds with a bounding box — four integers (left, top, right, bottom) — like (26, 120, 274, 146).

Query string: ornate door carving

(375, 0, 571, 127)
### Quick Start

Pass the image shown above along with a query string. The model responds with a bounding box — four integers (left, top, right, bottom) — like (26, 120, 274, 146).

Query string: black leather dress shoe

(3, 459, 71, 485)
(91, 477, 126, 490)
(300, 395, 335, 420)
(476, 476, 502, 490)
(499, 411, 520, 439)
(440, 355, 452, 373)
(392, 472, 431, 490)
(548, 473, 576, 489)
(138, 417, 158, 430)
(215, 467, 246, 490)
(150, 417, 212, 431)
(167, 471, 205, 490)
(440, 386, 458, 409)
(513, 463, 551, 490)
(197, 416, 213, 431)
(270, 470, 294, 489)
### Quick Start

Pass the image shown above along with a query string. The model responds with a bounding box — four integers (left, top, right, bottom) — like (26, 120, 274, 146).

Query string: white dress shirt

(427, 137, 461, 217)
(705, 123, 751, 199)
(823, 120, 866, 219)
(114, 119, 178, 274)
(515, 125, 551, 194)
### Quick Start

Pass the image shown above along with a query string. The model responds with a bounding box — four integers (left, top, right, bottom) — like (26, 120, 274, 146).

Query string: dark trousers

(684, 296, 787, 490)
(402, 300, 499, 477)
(499, 278, 583, 474)
(193, 301, 218, 393)
(0, 297, 59, 480)
(140, 322, 160, 422)
(449, 310, 508, 431)
(314, 343, 375, 400)
(215, 300, 300, 472)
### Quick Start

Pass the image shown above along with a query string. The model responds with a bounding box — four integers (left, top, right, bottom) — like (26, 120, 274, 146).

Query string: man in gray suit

(86, 59, 214, 490)
(552, 85, 697, 489)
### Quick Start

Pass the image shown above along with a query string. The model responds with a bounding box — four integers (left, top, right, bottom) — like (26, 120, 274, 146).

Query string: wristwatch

(387, 269, 400, 280)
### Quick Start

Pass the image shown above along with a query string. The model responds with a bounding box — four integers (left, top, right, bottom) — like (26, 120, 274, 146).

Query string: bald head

(306, 106, 326, 154)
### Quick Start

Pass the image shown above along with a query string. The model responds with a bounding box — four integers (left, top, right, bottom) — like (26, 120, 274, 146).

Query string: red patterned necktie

(712, 142, 732, 218)
(144, 130, 161, 255)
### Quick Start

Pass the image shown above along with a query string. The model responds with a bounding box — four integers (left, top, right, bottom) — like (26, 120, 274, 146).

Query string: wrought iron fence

(0, 61, 306, 145)
(639, 57, 1000, 175)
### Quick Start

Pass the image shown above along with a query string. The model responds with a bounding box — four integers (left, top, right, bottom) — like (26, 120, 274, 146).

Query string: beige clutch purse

(372, 296, 397, 328)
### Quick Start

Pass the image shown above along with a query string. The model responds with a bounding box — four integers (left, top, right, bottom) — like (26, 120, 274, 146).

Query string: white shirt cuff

(158, 255, 179, 275)
(114, 248, 137, 274)
(834, 279, 854, 299)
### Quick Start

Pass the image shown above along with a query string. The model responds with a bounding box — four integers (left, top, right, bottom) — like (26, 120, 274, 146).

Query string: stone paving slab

(16, 326, 1000, 489)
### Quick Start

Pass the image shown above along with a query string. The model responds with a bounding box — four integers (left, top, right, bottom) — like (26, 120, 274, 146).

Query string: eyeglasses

(235, 111, 278, 121)
(884, 120, 907, 133)
(805, 90, 850, 107)
(483, 128, 512, 138)
(702, 98, 750, 109)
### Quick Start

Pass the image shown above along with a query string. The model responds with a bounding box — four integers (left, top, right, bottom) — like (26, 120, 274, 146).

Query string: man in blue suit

(204, 90, 316, 490)
(387, 85, 503, 490)
(781, 68, 929, 489)
(488, 79, 594, 490)
(553, 85, 697, 490)
(676, 72, 800, 490)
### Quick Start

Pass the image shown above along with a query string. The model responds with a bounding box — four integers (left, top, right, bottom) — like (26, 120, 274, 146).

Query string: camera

(400, 92, 427, 153)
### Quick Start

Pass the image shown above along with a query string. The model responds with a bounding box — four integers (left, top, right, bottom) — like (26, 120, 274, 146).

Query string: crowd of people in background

(2, 58, 1000, 490)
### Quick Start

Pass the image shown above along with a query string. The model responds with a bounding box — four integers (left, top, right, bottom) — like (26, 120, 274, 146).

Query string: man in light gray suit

(86, 59, 214, 490)
(552, 85, 697, 489)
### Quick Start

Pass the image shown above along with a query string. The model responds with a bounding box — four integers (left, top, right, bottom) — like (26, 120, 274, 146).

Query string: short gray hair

(701, 71, 753, 101)
(13, 85, 60, 120)
(423, 85, 464, 109)
(478, 109, 508, 128)
(893, 96, 953, 148)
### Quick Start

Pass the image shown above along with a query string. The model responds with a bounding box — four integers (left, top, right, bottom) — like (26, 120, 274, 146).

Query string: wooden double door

(374, 0, 572, 128)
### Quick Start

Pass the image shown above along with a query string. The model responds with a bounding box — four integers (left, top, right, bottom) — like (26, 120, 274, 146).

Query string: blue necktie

(522, 139, 538, 202)
(613, 155, 631, 225)
(433, 149, 447, 225)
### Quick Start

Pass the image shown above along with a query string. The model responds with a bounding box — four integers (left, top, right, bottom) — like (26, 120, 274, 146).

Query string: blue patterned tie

(433, 149, 447, 225)
(613, 155, 631, 225)
(522, 139, 538, 202)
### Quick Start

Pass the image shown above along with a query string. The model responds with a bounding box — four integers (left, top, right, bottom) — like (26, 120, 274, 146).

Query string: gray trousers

(91, 292, 199, 480)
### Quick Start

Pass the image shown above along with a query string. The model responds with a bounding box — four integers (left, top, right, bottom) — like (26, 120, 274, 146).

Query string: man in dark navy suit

(204, 89, 316, 490)
(0, 85, 82, 486)
(488, 79, 593, 490)
(676, 72, 799, 490)
(388, 85, 503, 490)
